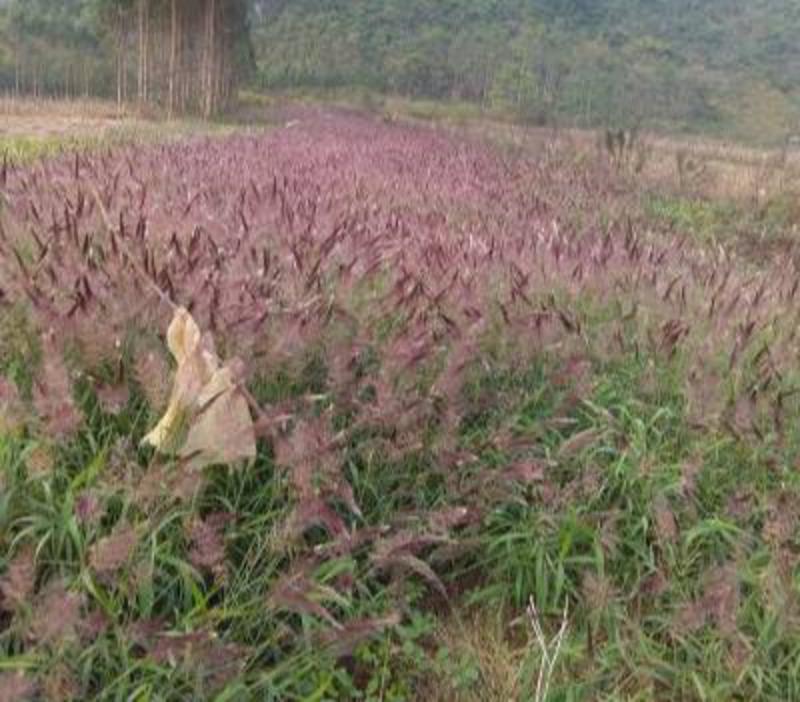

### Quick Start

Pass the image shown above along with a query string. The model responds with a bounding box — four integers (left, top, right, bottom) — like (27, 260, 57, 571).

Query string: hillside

(251, 0, 800, 144)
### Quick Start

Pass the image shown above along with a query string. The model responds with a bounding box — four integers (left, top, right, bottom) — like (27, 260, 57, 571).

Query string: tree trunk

(14, 50, 20, 98)
(137, 0, 151, 106)
(123, 40, 128, 105)
(117, 49, 123, 109)
(138, 0, 144, 103)
(168, 0, 177, 118)
(144, 0, 150, 104)
(115, 7, 123, 109)
(108, 0, 242, 117)
(204, 0, 216, 119)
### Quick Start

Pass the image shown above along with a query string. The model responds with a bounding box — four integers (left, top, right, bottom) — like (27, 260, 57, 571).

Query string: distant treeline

(250, 0, 800, 143)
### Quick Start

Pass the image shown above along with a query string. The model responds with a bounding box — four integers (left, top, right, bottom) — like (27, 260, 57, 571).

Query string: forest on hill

(251, 0, 800, 143)
(1, 0, 800, 141)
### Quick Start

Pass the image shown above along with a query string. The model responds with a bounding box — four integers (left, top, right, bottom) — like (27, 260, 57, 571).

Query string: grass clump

(644, 195, 738, 243)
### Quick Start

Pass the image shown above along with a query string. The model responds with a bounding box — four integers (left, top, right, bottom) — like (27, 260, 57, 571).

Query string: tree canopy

(249, 0, 800, 142)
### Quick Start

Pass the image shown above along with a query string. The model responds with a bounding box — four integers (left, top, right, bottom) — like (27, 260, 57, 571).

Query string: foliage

(3, 110, 800, 698)
(250, 0, 800, 143)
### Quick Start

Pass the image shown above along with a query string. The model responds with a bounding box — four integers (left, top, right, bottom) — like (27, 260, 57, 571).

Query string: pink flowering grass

(1, 110, 800, 699)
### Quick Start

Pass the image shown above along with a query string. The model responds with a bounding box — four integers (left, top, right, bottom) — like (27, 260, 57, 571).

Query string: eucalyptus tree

(1, 0, 252, 116)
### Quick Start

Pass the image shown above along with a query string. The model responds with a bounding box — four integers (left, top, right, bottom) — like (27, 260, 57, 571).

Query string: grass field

(2, 99, 800, 701)
(0, 97, 254, 165)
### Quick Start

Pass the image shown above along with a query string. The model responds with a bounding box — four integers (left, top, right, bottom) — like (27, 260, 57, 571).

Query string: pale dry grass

(415, 609, 533, 702)
(0, 96, 172, 143)
(562, 128, 800, 204)
(640, 135, 800, 203)
(0, 97, 241, 165)
(0, 97, 138, 141)
(0, 96, 129, 119)
(457, 118, 800, 205)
